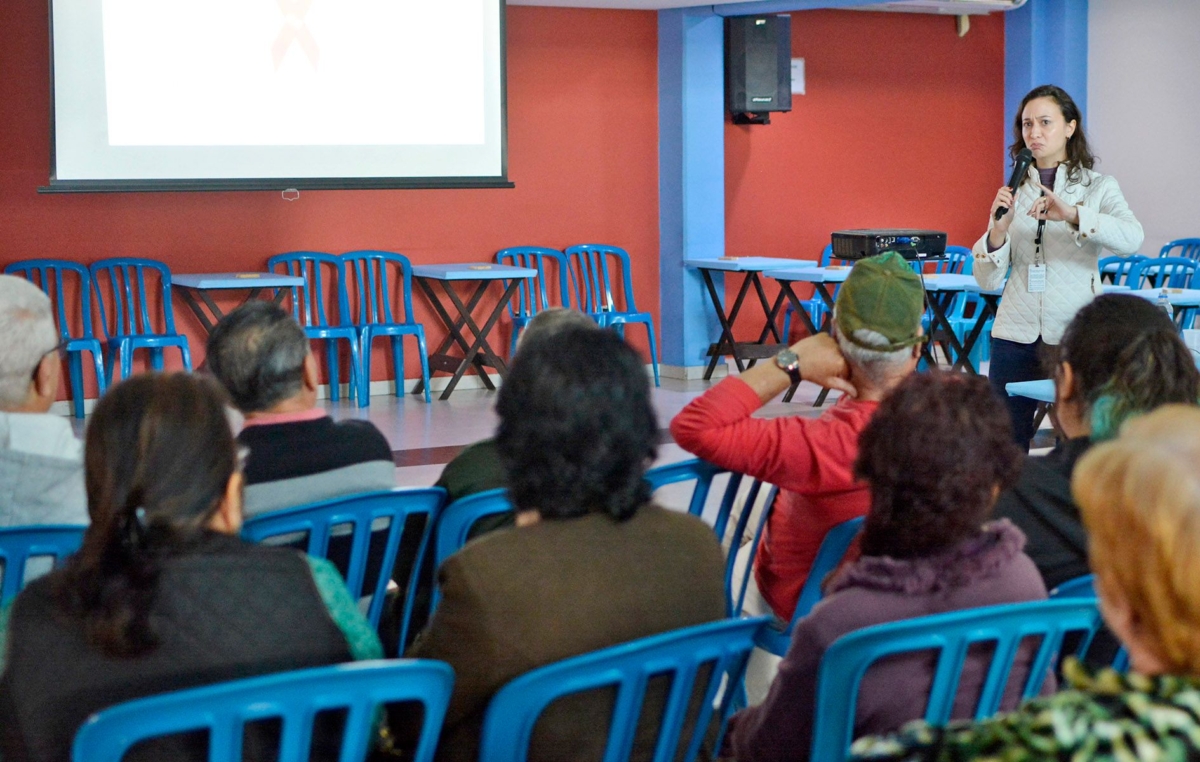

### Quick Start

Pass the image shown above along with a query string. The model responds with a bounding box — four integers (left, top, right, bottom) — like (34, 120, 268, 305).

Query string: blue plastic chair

(4, 260, 107, 418)
(1098, 254, 1148, 286)
(88, 258, 192, 384)
(754, 515, 865, 657)
(1160, 238, 1200, 262)
(1047, 573, 1131, 671)
(342, 250, 431, 405)
(72, 659, 454, 762)
(428, 488, 514, 611)
(0, 525, 85, 604)
(477, 616, 772, 762)
(1127, 256, 1198, 290)
(267, 252, 361, 403)
(495, 246, 572, 355)
(241, 488, 445, 647)
(808, 599, 1106, 762)
(643, 459, 776, 619)
(563, 244, 660, 387)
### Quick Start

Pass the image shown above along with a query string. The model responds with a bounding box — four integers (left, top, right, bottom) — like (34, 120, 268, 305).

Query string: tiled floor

(324, 374, 841, 489)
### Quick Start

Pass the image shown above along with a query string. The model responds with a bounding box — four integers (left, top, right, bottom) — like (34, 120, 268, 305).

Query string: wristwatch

(775, 348, 802, 385)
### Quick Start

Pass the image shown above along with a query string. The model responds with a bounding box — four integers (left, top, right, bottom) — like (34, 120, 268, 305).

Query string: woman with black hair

(975, 84, 1144, 449)
(723, 373, 1048, 762)
(0, 373, 382, 762)
(993, 293, 1200, 590)
(405, 326, 726, 762)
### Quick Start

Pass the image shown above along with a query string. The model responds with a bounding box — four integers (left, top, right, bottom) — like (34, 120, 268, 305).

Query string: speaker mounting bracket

(731, 112, 771, 125)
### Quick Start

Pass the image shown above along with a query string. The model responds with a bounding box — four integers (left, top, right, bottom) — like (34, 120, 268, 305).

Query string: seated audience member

(435, 307, 599, 508)
(852, 405, 1200, 762)
(0, 275, 87, 526)
(671, 251, 925, 624)
(405, 327, 726, 762)
(992, 293, 1200, 590)
(204, 302, 394, 516)
(723, 373, 1047, 762)
(0, 373, 382, 761)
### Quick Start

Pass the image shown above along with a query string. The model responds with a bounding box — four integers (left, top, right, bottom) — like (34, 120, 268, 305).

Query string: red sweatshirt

(669, 377, 876, 621)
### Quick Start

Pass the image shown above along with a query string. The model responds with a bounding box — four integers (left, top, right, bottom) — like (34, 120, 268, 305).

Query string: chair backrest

(1098, 254, 1148, 286)
(943, 245, 971, 274)
(563, 244, 639, 315)
(72, 659, 454, 762)
(0, 525, 86, 604)
(642, 459, 776, 618)
(477, 616, 771, 762)
(809, 598, 1105, 762)
(1048, 574, 1095, 598)
(495, 246, 571, 318)
(1128, 256, 1199, 290)
(341, 250, 418, 326)
(1160, 238, 1200, 262)
(4, 259, 97, 342)
(266, 252, 351, 329)
(88, 258, 179, 339)
(753, 514, 865, 656)
(240, 488, 445, 644)
(429, 487, 514, 610)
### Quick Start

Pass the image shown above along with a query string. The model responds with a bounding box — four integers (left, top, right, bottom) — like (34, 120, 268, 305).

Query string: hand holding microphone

(988, 148, 1035, 246)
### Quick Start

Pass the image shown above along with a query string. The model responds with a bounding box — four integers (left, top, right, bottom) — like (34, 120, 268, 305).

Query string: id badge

(1028, 264, 1047, 293)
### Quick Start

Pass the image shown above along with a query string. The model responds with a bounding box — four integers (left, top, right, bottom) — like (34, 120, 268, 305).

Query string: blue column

(658, 8, 725, 372)
(1005, 0, 1089, 161)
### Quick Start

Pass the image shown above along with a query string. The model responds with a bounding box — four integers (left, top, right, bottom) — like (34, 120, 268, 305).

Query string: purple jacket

(724, 520, 1050, 762)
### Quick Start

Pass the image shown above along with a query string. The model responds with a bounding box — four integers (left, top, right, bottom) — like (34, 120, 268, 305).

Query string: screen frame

(41, 0, 512, 194)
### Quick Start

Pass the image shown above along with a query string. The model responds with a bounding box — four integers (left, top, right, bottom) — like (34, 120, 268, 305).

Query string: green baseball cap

(834, 251, 926, 351)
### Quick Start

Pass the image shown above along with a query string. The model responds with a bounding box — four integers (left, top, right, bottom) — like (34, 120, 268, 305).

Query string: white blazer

(972, 164, 1144, 345)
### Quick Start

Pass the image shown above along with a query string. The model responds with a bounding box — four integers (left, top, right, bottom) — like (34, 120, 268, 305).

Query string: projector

(831, 229, 948, 262)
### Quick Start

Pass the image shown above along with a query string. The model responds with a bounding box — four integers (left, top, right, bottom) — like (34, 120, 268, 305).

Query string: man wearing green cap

(671, 251, 925, 697)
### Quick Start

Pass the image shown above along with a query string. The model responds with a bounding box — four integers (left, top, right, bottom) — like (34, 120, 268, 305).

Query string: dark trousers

(989, 336, 1055, 451)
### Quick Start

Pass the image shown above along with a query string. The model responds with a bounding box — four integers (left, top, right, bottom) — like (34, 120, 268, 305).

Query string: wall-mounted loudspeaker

(725, 15, 792, 125)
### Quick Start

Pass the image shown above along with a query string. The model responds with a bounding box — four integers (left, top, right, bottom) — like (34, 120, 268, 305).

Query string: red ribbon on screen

(272, 0, 320, 70)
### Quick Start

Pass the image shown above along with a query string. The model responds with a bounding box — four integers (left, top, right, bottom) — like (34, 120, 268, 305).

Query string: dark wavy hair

(52, 373, 238, 657)
(1010, 84, 1097, 186)
(496, 326, 657, 521)
(1058, 294, 1200, 440)
(856, 373, 1023, 559)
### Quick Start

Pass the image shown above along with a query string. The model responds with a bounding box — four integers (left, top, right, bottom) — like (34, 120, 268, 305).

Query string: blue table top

(684, 257, 817, 272)
(1103, 284, 1131, 293)
(412, 263, 537, 281)
(919, 273, 978, 291)
(173, 272, 304, 289)
(767, 265, 855, 283)
(1005, 379, 1056, 404)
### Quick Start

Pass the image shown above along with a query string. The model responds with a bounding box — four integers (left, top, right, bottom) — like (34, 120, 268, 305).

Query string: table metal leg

(701, 269, 754, 379)
(438, 280, 500, 391)
(951, 295, 1000, 373)
(923, 291, 974, 373)
(176, 288, 216, 333)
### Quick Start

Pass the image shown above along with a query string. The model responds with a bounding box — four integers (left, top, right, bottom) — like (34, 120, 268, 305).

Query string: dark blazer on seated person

(723, 520, 1051, 762)
(991, 437, 1092, 590)
(404, 504, 727, 762)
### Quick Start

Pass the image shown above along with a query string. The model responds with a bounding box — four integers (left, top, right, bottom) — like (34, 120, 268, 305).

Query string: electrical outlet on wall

(790, 58, 805, 95)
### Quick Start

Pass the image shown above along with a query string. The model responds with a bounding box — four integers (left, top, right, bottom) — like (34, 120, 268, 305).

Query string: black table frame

(175, 285, 291, 334)
(696, 268, 789, 380)
(414, 276, 524, 401)
(771, 279, 838, 404)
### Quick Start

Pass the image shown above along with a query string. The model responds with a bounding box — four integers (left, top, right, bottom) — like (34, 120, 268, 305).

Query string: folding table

(766, 266, 854, 404)
(685, 257, 817, 380)
(172, 272, 305, 333)
(411, 263, 536, 400)
(1128, 288, 1200, 329)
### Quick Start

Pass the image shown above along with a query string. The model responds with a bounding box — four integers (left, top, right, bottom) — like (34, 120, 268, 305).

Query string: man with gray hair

(205, 301, 394, 517)
(0, 275, 88, 525)
(671, 251, 925, 624)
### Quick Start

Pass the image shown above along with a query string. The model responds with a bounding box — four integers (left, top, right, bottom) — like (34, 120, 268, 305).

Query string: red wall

(725, 9, 1004, 339)
(0, 5, 661, 395)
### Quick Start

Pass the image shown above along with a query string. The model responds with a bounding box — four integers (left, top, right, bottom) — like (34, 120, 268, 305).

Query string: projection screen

(46, 0, 508, 191)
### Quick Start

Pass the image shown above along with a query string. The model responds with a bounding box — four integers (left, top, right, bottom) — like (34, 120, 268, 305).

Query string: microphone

(994, 147, 1035, 220)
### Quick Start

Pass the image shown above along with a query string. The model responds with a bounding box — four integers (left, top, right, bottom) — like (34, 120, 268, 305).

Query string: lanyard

(1033, 189, 1047, 267)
